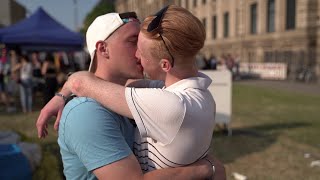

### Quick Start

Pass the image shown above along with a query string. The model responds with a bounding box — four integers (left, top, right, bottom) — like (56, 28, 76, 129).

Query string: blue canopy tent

(0, 7, 84, 51)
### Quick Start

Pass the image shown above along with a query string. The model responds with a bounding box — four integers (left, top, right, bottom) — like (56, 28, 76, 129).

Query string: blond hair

(141, 5, 206, 65)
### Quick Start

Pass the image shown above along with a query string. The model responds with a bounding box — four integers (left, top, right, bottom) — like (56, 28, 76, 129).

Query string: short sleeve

(62, 99, 132, 171)
(125, 88, 186, 145)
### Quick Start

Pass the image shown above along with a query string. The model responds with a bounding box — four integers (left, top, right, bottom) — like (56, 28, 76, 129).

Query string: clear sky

(15, 0, 100, 31)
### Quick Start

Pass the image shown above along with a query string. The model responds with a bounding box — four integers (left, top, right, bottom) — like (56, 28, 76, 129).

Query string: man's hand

(205, 155, 226, 180)
(36, 95, 65, 138)
(36, 71, 96, 138)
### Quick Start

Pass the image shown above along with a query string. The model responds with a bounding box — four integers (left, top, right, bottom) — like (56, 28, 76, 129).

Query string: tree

(80, 0, 115, 35)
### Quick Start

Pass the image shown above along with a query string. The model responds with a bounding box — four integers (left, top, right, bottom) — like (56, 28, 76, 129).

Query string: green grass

(212, 83, 320, 180)
(0, 83, 319, 179)
(0, 112, 63, 180)
(232, 84, 320, 147)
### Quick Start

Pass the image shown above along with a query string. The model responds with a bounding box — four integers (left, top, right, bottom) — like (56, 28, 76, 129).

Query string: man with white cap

(38, 12, 219, 179)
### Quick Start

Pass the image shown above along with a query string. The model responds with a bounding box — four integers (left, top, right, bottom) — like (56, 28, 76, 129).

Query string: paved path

(235, 80, 320, 96)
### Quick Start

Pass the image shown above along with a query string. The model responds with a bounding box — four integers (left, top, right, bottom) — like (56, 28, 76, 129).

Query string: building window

(267, 0, 275, 32)
(224, 12, 229, 38)
(212, 15, 217, 39)
(193, 0, 197, 7)
(250, 3, 257, 34)
(286, 0, 296, 30)
(186, 0, 189, 9)
(264, 51, 274, 62)
(202, 0, 206, 5)
(178, 0, 181, 6)
(202, 18, 207, 31)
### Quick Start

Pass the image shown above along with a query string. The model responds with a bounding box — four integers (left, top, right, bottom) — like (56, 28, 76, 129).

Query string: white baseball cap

(86, 12, 138, 72)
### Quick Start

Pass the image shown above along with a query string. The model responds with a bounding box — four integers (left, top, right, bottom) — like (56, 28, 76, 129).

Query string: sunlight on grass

(232, 84, 320, 147)
(214, 83, 320, 180)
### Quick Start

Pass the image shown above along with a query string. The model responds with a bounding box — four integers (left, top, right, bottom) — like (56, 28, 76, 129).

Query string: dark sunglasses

(147, 6, 175, 67)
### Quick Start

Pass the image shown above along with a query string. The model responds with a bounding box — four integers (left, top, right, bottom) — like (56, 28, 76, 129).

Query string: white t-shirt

(125, 72, 216, 172)
(20, 63, 33, 80)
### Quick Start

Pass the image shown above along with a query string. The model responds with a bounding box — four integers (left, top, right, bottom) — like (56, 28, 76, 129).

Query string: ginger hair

(141, 5, 206, 66)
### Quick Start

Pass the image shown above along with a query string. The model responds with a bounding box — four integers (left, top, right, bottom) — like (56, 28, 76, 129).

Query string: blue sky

(16, 0, 100, 31)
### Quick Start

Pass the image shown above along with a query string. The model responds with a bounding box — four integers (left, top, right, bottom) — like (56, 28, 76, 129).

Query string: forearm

(70, 74, 133, 118)
(143, 163, 212, 180)
(93, 154, 213, 180)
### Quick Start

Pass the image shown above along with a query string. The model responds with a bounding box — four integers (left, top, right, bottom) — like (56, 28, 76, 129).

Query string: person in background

(13, 55, 33, 113)
(41, 54, 58, 104)
(196, 53, 207, 70)
(208, 55, 217, 70)
(31, 52, 44, 95)
(4, 50, 20, 113)
(0, 49, 9, 111)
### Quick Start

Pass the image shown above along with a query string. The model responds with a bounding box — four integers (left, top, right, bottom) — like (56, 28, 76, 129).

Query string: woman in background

(13, 55, 33, 113)
(41, 54, 58, 104)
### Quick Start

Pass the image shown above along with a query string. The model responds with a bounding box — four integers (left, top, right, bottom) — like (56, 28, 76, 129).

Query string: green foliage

(80, 0, 115, 35)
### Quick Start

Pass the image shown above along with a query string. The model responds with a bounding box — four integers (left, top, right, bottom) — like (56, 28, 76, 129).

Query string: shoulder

(126, 87, 184, 110)
(61, 97, 121, 128)
(64, 97, 116, 115)
(59, 97, 126, 143)
(58, 97, 133, 172)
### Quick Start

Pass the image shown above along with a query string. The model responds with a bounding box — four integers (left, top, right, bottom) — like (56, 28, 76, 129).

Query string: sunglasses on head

(147, 5, 175, 67)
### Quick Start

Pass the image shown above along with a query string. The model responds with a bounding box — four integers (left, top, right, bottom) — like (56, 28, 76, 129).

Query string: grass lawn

(212, 83, 320, 180)
(0, 82, 319, 179)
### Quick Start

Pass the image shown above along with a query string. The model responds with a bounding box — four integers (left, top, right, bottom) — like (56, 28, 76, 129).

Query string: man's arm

(94, 154, 216, 180)
(66, 71, 133, 118)
(36, 95, 65, 138)
(35, 72, 157, 138)
(35, 75, 127, 138)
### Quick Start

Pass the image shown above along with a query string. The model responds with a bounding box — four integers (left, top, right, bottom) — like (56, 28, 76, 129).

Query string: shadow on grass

(211, 121, 310, 164)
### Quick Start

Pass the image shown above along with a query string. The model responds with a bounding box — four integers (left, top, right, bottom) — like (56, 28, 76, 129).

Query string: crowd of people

(196, 53, 240, 79)
(0, 49, 89, 113)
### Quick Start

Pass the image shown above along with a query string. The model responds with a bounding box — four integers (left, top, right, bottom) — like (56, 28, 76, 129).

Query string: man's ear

(102, 49, 109, 59)
(160, 59, 171, 72)
(96, 41, 109, 59)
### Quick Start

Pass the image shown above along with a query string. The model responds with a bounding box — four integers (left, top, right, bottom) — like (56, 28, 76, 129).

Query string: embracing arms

(37, 71, 162, 138)
(94, 154, 224, 180)
(36, 71, 132, 137)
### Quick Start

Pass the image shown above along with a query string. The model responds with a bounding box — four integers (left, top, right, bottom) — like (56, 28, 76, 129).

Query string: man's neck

(164, 65, 198, 87)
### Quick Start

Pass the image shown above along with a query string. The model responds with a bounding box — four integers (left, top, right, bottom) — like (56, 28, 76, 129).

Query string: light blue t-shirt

(58, 97, 135, 180)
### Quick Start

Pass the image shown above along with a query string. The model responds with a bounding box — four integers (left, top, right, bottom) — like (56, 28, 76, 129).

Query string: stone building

(0, 0, 26, 28)
(116, 0, 320, 81)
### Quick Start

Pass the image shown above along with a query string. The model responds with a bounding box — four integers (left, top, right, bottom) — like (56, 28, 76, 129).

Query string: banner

(239, 62, 287, 80)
